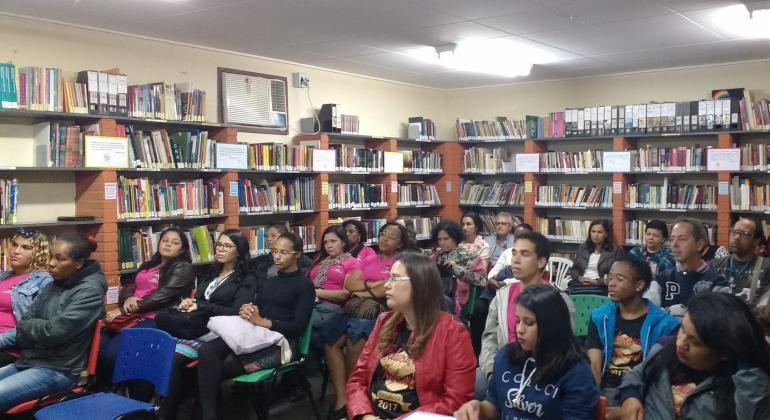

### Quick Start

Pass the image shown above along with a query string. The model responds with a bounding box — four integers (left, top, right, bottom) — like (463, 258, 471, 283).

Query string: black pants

(470, 297, 491, 357)
(158, 353, 196, 420)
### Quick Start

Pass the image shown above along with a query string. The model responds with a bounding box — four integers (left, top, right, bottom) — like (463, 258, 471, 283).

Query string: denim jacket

(0, 271, 54, 348)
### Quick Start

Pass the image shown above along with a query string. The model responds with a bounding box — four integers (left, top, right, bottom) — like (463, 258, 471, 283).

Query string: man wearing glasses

(708, 217, 770, 308)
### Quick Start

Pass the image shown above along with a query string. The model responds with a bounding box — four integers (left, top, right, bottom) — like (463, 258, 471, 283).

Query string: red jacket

(346, 311, 476, 419)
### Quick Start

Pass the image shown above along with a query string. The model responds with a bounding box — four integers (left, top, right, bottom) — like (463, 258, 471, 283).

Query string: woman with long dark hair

(460, 211, 490, 265)
(347, 252, 476, 419)
(568, 219, 624, 290)
(455, 285, 598, 420)
(342, 219, 376, 262)
(619, 292, 770, 420)
(431, 220, 487, 315)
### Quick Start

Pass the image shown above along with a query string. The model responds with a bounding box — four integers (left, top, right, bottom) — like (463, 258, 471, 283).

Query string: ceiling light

(716, 4, 770, 38)
(405, 38, 557, 78)
(743, 0, 770, 17)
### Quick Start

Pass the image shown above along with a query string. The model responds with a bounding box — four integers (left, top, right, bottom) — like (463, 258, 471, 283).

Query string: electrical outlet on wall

(292, 72, 310, 88)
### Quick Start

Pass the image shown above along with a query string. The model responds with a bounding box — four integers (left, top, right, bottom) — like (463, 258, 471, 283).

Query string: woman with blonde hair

(0, 229, 53, 367)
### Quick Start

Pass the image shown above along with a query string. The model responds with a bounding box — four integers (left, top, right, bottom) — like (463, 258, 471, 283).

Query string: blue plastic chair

(35, 328, 177, 420)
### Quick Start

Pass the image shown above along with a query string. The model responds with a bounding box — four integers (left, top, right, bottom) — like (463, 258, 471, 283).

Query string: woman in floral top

(459, 211, 490, 266)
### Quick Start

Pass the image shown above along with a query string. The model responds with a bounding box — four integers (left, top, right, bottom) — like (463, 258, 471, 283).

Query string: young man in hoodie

(586, 257, 679, 418)
(646, 218, 730, 318)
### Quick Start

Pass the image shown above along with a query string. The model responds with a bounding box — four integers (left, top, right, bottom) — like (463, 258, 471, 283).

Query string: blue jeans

(0, 364, 75, 410)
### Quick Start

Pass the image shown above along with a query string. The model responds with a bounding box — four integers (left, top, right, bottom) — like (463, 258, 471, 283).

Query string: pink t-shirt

(506, 281, 554, 342)
(309, 256, 359, 292)
(355, 246, 376, 264)
(0, 274, 28, 333)
(134, 266, 160, 319)
(360, 253, 395, 282)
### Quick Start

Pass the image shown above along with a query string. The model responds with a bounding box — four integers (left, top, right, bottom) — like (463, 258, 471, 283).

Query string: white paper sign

(84, 136, 129, 168)
(384, 151, 404, 173)
(106, 286, 119, 304)
(603, 151, 632, 172)
(391, 181, 398, 193)
(229, 181, 239, 197)
(707, 148, 740, 171)
(104, 182, 117, 200)
(312, 149, 336, 172)
(613, 181, 622, 194)
(215, 143, 248, 170)
(515, 153, 540, 173)
(719, 181, 729, 195)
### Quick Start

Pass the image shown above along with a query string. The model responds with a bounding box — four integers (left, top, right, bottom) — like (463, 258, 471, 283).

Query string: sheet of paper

(104, 182, 117, 200)
(84, 136, 129, 168)
(106, 286, 119, 304)
(384, 151, 404, 173)
(515, 153, 540, 173)
(706, 148, 740, 171)
(603, 151, 631, 172)
(613, 181, 622, 194)
(229, 181, 239, 197)
(313, 149, 336, 172)
(215, 143, 248, 170)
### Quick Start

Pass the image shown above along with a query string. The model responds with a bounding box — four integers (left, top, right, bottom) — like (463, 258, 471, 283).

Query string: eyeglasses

(15, 228, 34, 239)
(214, 242, 236, 250)
(604, 273, 626, 283)
(729, 229, 754, 239)
(385, 275, 411, 285)
(271, 249, 297, 256)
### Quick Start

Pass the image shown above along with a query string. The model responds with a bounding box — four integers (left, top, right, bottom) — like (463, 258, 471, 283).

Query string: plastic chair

(595, 395, 607, 420)
(232, 318, 321, 420)
(572, 295, 611, 337)
(4, 321, 103, 416)
(35, 328, 177, 420)
(547, 257, 574, 291)
(461, 285, 480, 320)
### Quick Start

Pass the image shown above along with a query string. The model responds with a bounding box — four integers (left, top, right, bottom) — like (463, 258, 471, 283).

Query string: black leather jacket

(119, 259, 195, 314)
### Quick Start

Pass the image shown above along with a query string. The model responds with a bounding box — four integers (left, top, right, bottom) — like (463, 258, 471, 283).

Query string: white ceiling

(2, 0, 769, 89)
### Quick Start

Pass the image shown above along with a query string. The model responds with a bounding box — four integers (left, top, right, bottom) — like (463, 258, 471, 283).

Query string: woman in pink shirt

(309, 225, 361, 418)
(342, 219, 376, 262)
(0, 229, 53, 367)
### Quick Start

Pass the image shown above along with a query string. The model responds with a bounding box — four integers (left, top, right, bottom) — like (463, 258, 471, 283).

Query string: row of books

(116, 177, 224, 220)
(330, 145, 383, 172)
(477, 210, 524, 237)
(33, 122, 100, 168)
(540, 150, 603, 173)
(241, 224, 317, 256)
(625, 219, 717, 246)
(456, 118, 528, 141)
(408, 117, 437, 141)
(118, 225, 220, 270)
(0, 66, 89, 114)
(404, 150, 443, 173)
(625, 180, 717, 210)
(397, 182, 441, 206)
(460, 180, 524, 207)
(328, 217, 387, 242)
(128, 81, 206, 122)
(462, 147, 515, 173)
(126, 127, 216, 169)
(730, 177, 770, 211)
(327, 183, 388, 210)
(536, 185, 612, 208)
(237, 177, 315, 213)
(248, 143, 315, 171)
(630, 146, 707, 172)
(739, 143, 770, 171)
(0, 179, 18, 225)
(399, 216, 440, 240)
(536, 218, 592, 242)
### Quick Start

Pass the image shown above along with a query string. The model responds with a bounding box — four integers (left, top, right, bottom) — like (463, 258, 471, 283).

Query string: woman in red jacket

(346, 252, 476, 419)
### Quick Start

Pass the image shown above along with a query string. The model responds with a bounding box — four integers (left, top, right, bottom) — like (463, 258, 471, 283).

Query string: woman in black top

(197, 232, 315, 420)
(568, 219, 623, 293)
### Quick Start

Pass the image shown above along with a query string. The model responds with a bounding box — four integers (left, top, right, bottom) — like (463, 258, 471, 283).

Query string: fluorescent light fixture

(405, 38, 557, 78)
(714, 4, 770, 38)
(744, 0, 770, 17)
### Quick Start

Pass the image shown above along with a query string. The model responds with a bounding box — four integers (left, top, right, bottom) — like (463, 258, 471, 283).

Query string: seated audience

(196, 232, 314, 420)
(483, 212, 515, 271)
(0, 233, 105, 410)
(478, 231, 575, 400)
(99, 227, 194, 383)
(455, 285, 598, 420)
(647, 218, 730, 315)
(0, 229, 53, 367)
(586, 257, 679, 416)
(486, 223, 533, 281)
(342, 219, 376, 262)
(459, 211, 490, 265)
(568, 219, 624, 291)
(347, 252, 476, 419)
(628, 219, 675, 277)
(618, 292, 770, 420)
(430, 220, 487, 315)
(708, 217, 770, 308)
(251, 223, 313, 285)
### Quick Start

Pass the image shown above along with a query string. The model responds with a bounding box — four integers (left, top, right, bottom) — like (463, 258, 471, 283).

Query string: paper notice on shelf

(106, 286, 119, 304)
(321, 181, 329, 195)
(718, 181, 729, 195)
(515, 153, 540, 173)
(84, 136, 129, 168)
(229, 181, 239, 197)
(215, 143, 248, 170)
(104, 182, 117, 200)
(603, 151, 632, 172)
(446, 181, 452, 193)
(313, 149, 336, 172)
(525, 180, 532, 193)
(707, 148, 740, 171)
(391, 181, 398, 193)
(384, 151, 404, 173)
(613, 181, 622, 194)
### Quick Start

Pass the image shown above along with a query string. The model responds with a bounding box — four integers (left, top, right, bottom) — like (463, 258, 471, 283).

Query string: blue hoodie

(590, 299, 679, 375)
(486, 349, 598, 420)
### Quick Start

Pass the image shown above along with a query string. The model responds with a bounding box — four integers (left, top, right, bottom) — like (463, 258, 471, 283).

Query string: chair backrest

(113, 328, 176, 398)
(571, 294, 612, 337)
(595, 395, 607, 420)
(85, 321, 103, 377)
(547, 257, 573, 291)
(296, 316, 314, 359)
(461, 286, 479, 319)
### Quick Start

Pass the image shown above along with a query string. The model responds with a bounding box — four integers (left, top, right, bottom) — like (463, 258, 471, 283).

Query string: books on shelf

(237, 177, 315, 213)
(397, 182, 441, 206)
(328, 183, 387, 210)
(0, 64, 19, 110)
(328, 217, 387, 242)
(16, 66, 64, 112)
(456, 117, 527, 142)
(629, 145, 706, 172)
(398, 216, 440, 240)
(116, 177, 224, 220)
(730, 176, 769, 211)
(625, 219, 717, 246)
(739, 143, 769, 171)
(407, 117, 436, 141)
(330, 145, 383, 172)
(118, 224, 221, 270)
(242, 224, 317, 256)
(462, 146, 516, 173)
(33, 122, 101, 167)
(403, 150, 443, 173)
(125, 127, 215, 169)
(625, 178, 717, 210)
(540, 150, 603, 173)
(247, 143, 314, 171)
(0, 179, 18, 225)
(477, 210, 523, 237)
(536, 184, 612, 208)
(127, 81, 206, 121)
(536, 218, 592, 242)
(460, 180, 524, 207)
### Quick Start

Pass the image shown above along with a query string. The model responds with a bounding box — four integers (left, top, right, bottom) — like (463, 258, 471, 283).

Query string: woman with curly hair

(0, 229, 53, 367)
